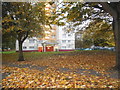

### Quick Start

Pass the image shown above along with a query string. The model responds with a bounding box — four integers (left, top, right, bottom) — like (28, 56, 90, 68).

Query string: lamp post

(42, 42, 46, 52)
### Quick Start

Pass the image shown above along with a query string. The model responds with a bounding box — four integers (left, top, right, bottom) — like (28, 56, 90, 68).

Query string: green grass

(2, 51, 16, 54)
(2, 51, 75, 63)
(2, 50, 115, 63)
(2, 51, 74, 54)
(29, 51, 74, 54)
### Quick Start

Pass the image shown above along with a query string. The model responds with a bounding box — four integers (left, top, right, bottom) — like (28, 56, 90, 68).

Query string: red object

(38, 47, 43, 52)
(46, 46, 54, 52)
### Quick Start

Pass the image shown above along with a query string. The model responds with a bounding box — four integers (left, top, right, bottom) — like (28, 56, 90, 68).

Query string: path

(2, 63, 119, 80)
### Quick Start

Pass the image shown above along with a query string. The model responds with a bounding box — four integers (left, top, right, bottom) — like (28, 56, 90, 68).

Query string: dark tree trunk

(17, 31, 28, 61)
(100, 2, 120, 70)
(114, 16, 120, 69)
(18, 40, 24, 61)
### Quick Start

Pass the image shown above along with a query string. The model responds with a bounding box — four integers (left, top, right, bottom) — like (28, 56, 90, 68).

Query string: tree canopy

(55, 1, 120, 69)
(56, 2, 114, 47)
(2, 2, 49, 61)
(83, 19, 115, 47)
(2, 2, 46, 39)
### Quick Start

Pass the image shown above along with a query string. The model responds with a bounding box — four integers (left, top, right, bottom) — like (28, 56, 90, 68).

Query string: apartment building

(16, 37, 38, 52)
(57, 26, 75, 51)
(16, 3, 75, 52)
(16, 3, 58, 52)
(16, 24, 58, 52)
(16, 26, 75, 52)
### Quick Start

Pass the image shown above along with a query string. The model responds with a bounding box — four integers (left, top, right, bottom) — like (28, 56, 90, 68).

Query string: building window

(68, 44, 72, 48)
(29, 46, 34, 49)
(62, 34, 66, 38)
(68, 34, 71, 37)
(52, 35, 55, 38)
(45, 36, 49, 39)
(62, 46, 66, 49)
(62, 40, 66, 43)
(38, 40, 42, 43)
(23, 46, 27, 49)
(68, 40, 71, 43)
(29, 39, 35, 43)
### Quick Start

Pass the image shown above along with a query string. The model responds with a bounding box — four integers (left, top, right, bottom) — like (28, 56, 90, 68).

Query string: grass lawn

(2, 50, 116, 71)
(2, 51, 16, 54)
(2, 50, 119, 88)
(2, 51, 74, 63)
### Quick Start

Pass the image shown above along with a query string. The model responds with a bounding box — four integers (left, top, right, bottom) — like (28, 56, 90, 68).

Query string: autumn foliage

(2, 51, 120, 88)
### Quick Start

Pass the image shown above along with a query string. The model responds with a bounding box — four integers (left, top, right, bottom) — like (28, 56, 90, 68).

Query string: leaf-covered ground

(2, 50, 120, 88)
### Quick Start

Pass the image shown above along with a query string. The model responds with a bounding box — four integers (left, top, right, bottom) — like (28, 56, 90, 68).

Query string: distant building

(16, 3, 75, 52)
(75, 31, 84, 49)
(16, 37, 38, 52)
(57, 26, 75, 51)
(16, 26, 75, 52)
(16, 25, 59, 52)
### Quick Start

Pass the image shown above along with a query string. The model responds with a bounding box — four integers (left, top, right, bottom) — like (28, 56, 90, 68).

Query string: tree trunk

(114, 16, 120, 69)
(18, 40, 24, 61)
(100, 2, 120, 70)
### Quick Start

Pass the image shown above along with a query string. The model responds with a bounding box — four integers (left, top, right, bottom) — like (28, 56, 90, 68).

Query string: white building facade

(57, 26, 75, 51)
(16, 26, 75, 52)
(16, 37, 40, 52)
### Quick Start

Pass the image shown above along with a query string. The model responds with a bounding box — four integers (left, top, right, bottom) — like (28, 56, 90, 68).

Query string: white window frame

(62, 40, 66, 43)
(29, 39, 35, 43)
(68, 40, 71, 43)
(62, 46, 66, 49)
(23, 46, 27, 49)
(62, 34, 66, 38)
(29, 46, 34, 49)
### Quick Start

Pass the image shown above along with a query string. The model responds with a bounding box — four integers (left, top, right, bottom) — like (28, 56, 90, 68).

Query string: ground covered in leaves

(2, 50, 120, 88)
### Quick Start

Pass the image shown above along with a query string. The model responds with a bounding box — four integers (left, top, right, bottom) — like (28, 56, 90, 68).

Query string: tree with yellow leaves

(2, 2, 47, 61)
